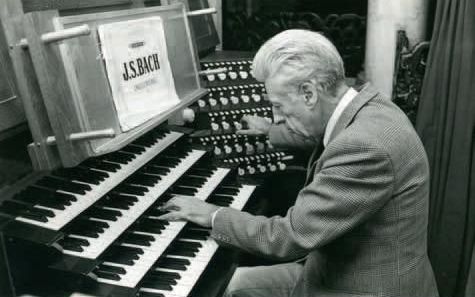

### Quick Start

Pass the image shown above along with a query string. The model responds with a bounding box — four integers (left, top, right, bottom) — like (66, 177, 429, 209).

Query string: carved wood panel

(222, 7, 366, 77)
(392, 30, 430, 125)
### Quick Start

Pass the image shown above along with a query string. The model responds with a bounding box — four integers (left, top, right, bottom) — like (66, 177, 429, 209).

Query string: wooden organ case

(0, 1, 266, 296)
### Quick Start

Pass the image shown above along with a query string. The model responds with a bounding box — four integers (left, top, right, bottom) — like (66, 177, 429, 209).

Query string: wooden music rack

(4, 2, 215, 170)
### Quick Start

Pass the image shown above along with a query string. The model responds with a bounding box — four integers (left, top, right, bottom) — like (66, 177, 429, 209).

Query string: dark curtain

(415, 0, 475, 296)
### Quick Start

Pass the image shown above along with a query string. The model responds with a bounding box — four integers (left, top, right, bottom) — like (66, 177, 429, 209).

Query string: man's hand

(237, 115, 272, 136)
(158, 196, 220, 228)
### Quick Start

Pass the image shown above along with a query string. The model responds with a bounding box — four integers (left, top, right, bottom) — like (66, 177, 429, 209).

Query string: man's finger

(157, 211, 185, 222)
(160, 201, 179, 211)
(240, 115, 252, 123)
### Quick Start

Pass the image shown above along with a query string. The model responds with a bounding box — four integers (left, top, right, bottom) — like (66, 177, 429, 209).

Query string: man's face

(265, 72, 324, 139)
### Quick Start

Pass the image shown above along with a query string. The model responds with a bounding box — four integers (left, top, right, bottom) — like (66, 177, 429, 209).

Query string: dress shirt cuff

(211, 207, 224, 229)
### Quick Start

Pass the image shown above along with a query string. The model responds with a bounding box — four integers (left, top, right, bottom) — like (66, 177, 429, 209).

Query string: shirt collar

(323, 87, 358, 147)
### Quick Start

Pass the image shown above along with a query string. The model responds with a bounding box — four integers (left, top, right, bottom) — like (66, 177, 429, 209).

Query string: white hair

(252, 29, 345, 95)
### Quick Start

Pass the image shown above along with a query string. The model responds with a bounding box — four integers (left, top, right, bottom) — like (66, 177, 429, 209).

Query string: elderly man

(159, 29, 439, 297)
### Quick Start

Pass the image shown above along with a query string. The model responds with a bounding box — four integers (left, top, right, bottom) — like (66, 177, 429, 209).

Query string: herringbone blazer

(211, 84, 439, 297)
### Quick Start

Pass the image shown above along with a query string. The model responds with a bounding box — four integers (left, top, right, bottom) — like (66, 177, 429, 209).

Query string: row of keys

(136, 184, 257, 297)
(58, 147, 208, 259)
(202, 61, 253, 83)
(196, 93, 269, 112)
(206, 107, 273, 135)
(208, 84, 265, 94)
(222, 152, 292, 175)
(91, 169, 242, 288)
(0, 130, 183, 231)
(204, 137, 274, 158)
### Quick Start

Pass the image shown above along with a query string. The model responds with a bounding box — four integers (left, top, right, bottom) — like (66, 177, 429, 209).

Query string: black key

(0, 200, 49, 222)
(157, 257, 190, 266)
(101, 151, 135, 165)
(141, 281, 173, 291)
(179, 176, 207, 187)
(141, 165, 170, 176)
(2, 200, 55, 218)
(14, 190, 68, 210)
(126, 173, 160, 187)
(155, 262, 187, 271)
(145, 276, 177, 286)
(52, 167, 104, 185)
(59, 242, 84, 252)
(135, 218, 167, 230)
(94, 270, 121, 281)
(215, 186, 239, 195)
(133, 224, 165, 235)
(154, 257, 190, 271)
(164, 146, 192, 158)
(96, 197, 131, 210)
(58, 236, 90, 252)
(158, 193, 174, 203)
(165, 248, 196, 257)
(115, 184, 148, 196)
(120, 232, 155, 246)
(96, 264, 126, 275)
(145, 207, 169, 217)
(220, 178, 241, 187)
(65, 236, 90, 247)
(102, 246, 142, 265)
(36, 176, 91, 195)
(146, 272, 179, 284)
(108, 193, 138, 203)
(187, 168, 214, 177)
(150, 157, 180, 167)
(149, 270, 181, 280)
(212, 200, 232, 207)
(66, 219, 108, 238)
(133, 134, 158, 148)
(121, 144, 146, 154)
(137, 291, 165, 297)
(208, 194, 234, 203)
(77, 166, 110, 178)
(84, 207, 122, 221)
(174, 240, 202, 249)
(169, 186, 197, 196)
(81, 159, 120, 172)
(23, 186, 77, 202)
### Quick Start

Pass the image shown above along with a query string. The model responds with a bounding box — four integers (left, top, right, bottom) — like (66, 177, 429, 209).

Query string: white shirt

(323, 87, 358, 147)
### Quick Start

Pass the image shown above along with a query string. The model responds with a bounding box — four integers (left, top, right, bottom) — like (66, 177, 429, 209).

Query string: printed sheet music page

(98, 17, 180, 131)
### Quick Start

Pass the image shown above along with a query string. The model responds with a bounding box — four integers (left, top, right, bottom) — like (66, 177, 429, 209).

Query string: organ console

(0, 2, 303, 297)
(1, 125, 260, 297)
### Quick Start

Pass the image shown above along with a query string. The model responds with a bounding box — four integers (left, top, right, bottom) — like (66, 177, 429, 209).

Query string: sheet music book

(98, 17, 180, 131)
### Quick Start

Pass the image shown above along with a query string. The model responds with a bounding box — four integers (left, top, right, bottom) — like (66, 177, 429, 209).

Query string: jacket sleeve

(211, 138, 395, 260)
(268, 123, 317, 150)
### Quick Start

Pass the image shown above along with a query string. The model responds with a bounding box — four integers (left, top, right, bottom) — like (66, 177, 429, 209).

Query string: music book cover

(98, 17, 180, 132)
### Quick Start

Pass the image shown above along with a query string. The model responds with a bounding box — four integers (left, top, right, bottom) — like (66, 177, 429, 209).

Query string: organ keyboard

(136, 186, 257, 297)
(7, 130, 184, 231)
(0, 126, 259, 297)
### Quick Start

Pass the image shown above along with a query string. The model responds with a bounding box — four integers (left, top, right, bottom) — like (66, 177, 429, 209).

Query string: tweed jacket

(211, 84, 439, 297)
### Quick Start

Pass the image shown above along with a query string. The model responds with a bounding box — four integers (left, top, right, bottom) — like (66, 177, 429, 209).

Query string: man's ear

(299, 81, 318, 107)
